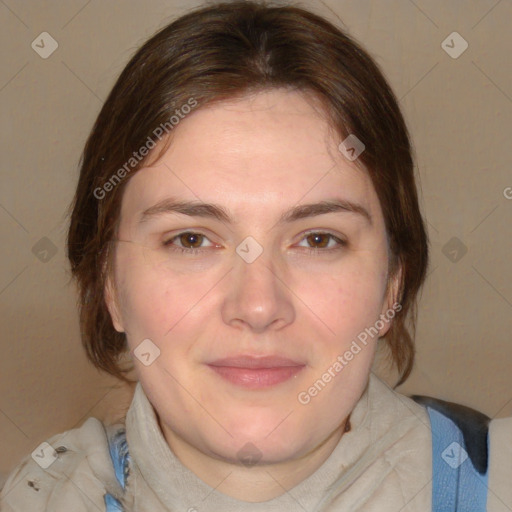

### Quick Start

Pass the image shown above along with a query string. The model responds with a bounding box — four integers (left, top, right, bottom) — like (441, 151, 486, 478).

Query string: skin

(105, 89, 400, 502)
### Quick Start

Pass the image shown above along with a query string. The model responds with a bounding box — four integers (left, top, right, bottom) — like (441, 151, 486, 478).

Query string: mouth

(207, 355, 306, 389)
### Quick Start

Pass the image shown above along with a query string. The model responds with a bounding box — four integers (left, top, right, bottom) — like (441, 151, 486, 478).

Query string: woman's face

(106, 89, 398, 465)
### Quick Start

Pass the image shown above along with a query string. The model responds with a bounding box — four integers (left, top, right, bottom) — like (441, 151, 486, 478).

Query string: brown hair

(67, 0, 429, 387)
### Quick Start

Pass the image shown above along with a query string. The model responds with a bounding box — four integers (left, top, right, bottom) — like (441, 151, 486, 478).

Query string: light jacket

(1, 374, 511, 511)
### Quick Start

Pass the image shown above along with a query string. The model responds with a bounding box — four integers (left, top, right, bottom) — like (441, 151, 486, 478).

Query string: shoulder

(0, 417, 123, 511)
(412, 394, 512, 510)
(488, 416, 512, 509)
(411, 394, 490, 473)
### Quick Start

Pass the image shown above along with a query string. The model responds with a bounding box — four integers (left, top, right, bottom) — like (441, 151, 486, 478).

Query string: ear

(378, 262, 403, 338)
(104, 273, 125, 333)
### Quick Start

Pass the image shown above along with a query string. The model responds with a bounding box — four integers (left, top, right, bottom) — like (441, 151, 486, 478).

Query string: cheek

(115, 260, 214, 342)
(296, 260, 388, 340)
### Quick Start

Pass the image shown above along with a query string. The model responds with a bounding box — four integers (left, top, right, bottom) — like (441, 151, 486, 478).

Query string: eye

(296, 231, 346, 251)
(162, 231, 216, 253)
(160, 230, 346, 255)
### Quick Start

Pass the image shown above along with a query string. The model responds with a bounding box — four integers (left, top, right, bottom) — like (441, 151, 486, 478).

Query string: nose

(221, 247, 295, 333)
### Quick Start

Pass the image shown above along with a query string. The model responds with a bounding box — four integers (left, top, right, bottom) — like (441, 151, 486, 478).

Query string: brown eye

(306, 233, 331, 248)
(162, 231, 217, 254)
(297, 232, 346, 252)
(178, 232, 204, 248)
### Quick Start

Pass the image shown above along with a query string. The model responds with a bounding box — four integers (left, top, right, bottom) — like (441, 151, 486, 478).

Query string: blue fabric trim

(104, 428, 130, 511)
(104, 493, 124, 511)
(108, 429, 130, 489)
(428, 406, 489, 511)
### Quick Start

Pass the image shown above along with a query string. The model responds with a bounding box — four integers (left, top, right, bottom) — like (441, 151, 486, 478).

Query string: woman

(1, 2, 510, 510)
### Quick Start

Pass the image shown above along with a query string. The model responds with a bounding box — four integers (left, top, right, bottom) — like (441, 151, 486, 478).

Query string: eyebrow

(138, 197, 372, 226)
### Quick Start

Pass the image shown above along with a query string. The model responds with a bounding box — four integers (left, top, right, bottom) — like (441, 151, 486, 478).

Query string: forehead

(118, 89, 381, 227)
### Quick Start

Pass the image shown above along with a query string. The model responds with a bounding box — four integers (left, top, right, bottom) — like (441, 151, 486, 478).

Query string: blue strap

(428, 406, 489, 511)
(104, 493, 124, 511)
(104, 428, 130, 512)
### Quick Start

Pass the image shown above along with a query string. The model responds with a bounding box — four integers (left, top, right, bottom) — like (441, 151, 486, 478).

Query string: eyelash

(162, 231, 347, 255)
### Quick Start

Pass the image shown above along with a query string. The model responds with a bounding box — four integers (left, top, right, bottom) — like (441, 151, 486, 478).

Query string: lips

(208, 355, 304, 369)
(207, 355, 305, 389)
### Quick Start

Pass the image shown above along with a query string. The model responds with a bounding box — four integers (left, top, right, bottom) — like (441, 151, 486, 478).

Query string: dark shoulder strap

(412, 395, 490, 511)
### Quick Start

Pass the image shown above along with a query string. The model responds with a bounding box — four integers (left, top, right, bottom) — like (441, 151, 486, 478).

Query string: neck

(159, 416, 350, 502)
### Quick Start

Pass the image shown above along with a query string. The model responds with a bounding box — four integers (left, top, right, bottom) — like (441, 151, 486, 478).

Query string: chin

(207, 435, 307, 467)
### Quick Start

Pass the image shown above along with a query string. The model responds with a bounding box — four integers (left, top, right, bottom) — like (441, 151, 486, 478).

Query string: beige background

(1, 0, 511, 485)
